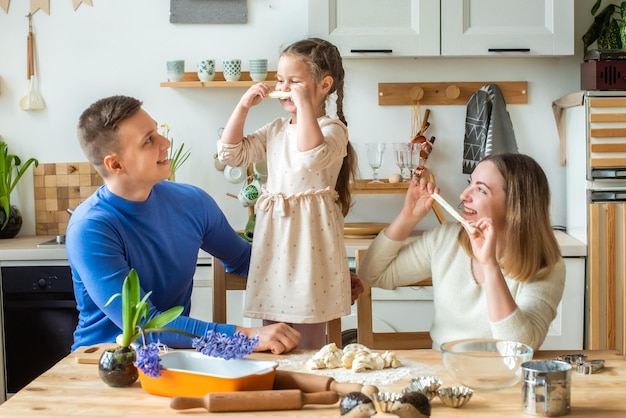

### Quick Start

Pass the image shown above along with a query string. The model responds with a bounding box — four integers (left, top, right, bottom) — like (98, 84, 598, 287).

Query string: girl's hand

(401, 176, 438, 219)
(287, 83, 313, 109)
(467, 217, 498, 266)
(239, 83, 272, 109)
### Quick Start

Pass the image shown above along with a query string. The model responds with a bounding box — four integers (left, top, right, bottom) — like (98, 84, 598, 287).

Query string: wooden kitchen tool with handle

(74, 343, 119, 364)
(19, 13, 44, 111)
(273, 369, 376, 395)
(170, 389, 339, 412)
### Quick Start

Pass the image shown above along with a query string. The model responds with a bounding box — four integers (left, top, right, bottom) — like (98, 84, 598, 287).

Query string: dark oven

(1, 265, 77, 396)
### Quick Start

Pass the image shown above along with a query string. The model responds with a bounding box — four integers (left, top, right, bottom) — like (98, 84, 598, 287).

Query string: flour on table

(278, 351, 441, 386)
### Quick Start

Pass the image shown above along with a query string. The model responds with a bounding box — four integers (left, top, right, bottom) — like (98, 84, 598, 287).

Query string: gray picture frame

(169, 0, 247, 24)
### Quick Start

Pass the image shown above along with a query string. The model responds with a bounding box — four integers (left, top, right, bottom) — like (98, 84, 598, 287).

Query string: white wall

(0, 0, 593, 235)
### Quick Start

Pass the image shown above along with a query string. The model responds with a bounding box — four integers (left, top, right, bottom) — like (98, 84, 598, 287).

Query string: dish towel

(551, 91, 584, 166)
(462, 84, 518, 174)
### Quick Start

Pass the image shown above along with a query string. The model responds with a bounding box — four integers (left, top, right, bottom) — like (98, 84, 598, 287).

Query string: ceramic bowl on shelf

(138, 351, 278, 397)
(440, 338, 533, 392)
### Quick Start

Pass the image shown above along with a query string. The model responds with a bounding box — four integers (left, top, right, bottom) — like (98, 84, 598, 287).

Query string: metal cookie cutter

(577, 359, 605, 375)
(556, 353, 587, 365)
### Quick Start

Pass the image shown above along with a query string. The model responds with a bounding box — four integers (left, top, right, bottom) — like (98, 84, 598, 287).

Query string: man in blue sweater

(67, 95, 301, 354)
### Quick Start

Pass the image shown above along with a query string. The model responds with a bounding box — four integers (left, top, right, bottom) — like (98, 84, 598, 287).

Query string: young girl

(218, 38, 357, 349)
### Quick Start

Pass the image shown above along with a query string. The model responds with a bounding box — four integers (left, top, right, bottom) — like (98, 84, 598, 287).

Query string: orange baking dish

(138, 351, 278, 397)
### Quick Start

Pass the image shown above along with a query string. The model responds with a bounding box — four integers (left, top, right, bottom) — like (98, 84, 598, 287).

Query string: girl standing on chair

(218, 38, 357, 349)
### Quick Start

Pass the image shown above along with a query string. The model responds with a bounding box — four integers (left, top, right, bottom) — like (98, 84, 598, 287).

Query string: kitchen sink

(37, 235, 66, 247)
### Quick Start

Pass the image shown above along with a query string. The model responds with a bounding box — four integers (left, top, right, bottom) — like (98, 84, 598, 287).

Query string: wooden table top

(0, 349, 623, 417)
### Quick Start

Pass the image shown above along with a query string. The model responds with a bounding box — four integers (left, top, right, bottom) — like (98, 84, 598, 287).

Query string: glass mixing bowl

(440, 338, 534, 392)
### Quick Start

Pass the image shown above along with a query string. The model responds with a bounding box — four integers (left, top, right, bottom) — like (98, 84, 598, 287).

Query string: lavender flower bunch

(193, 330, 259, 360)
(134, 342, 163, 378)
(134, 331, 259, 378)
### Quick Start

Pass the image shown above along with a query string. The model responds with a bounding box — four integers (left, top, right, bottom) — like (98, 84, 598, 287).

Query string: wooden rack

(351, 179, 409, 194)
(378, 81, 528, 106)
(161, 71, 277, 88)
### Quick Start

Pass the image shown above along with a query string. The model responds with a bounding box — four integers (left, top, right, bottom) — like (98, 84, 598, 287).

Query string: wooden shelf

(161, 71, 277, 88)
(378, 81, 528, 105)
(352, 179, 409, 194)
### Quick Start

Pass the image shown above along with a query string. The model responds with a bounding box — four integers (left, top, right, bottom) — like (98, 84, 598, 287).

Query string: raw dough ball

(306, 342, 343, 370)
(306, 342, 401, 373)
(389, 173, 402, 183)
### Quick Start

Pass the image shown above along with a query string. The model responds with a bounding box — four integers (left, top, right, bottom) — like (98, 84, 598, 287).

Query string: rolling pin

(169, 389, 339, 412)
(273, 369, 379, 396)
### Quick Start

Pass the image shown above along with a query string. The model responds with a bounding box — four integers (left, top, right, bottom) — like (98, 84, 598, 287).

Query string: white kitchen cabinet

(308, 0, 573, 57)
(441, 0, 574, 56)
(540, 257, 585, 350)
(308, 0, 440, 57)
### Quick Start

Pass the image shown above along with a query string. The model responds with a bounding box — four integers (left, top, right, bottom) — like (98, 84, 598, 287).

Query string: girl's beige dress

(218, 116, 351, 323)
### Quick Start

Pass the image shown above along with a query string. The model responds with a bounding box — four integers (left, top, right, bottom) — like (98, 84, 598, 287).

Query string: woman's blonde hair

(281, 38, 356, 216)
(458, 153, 561, 282)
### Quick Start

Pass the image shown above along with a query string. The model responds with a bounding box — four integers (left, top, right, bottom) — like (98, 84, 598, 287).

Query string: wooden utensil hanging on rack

(19, 13, 45, 111)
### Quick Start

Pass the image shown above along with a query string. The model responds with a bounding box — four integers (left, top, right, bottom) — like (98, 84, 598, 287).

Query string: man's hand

(237, 323, 301, 354)
(350, 271, 364, 305)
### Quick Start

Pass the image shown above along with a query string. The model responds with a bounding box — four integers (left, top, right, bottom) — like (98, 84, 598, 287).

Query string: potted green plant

(158, 123, 191, 181)
(583, 0, 626, 54)
(98, 269, 259, 387)
(98, 268, 185, 387)
(0, 138, 39, 238)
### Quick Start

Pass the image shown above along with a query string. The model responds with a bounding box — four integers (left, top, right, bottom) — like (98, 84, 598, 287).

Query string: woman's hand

(385, 175, 439, 241)
(402, 176, 438, 219)
(467, 217, 498, 266)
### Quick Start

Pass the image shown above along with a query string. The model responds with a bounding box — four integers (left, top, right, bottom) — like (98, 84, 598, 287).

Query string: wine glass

(393, 143, 410, 181)
(365, 143, 386, 183)
(406, 142, 423, 179)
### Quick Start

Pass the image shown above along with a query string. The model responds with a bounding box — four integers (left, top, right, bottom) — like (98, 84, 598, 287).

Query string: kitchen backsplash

(33, 162, 103, 236)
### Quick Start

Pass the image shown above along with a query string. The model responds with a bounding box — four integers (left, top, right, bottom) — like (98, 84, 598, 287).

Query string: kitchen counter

(0, 348, 622, 417)
(0, 230, 586, 262)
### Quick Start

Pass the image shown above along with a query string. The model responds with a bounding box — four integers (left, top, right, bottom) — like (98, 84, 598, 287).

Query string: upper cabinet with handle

(441, 0, 574, 56)
(308, 0, 574, 58)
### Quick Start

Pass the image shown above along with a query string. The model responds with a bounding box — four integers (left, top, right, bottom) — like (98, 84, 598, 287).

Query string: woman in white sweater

(357, 153, 564, 350)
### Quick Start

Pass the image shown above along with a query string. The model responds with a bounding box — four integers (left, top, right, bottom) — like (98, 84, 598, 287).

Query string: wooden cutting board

(73, 343, 118, 364)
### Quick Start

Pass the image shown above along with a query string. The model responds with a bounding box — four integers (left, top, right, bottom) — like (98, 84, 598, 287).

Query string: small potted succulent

(0, 138, 38, 238)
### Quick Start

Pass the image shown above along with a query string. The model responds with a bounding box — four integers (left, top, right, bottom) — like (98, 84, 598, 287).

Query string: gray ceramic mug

(521, 360, 571, 416)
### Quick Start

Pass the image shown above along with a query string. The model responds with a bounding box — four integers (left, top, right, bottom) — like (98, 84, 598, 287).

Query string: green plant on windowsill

(0, 138, 39, 232)
(159, 123, 191, 181)
(583, 0, 626, 54)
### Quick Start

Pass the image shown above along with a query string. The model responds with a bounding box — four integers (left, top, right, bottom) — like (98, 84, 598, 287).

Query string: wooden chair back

(355, 249, 433, 349)
(211, 257, 343, 347)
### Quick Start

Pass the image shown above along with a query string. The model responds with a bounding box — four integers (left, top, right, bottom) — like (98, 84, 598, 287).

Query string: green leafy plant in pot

(99, 269, 259, 388)
(98, 268, 185, 387)
(583, 0, 626, 54)
(158, 123, 191, 181)
(0, 139, 38, 238)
